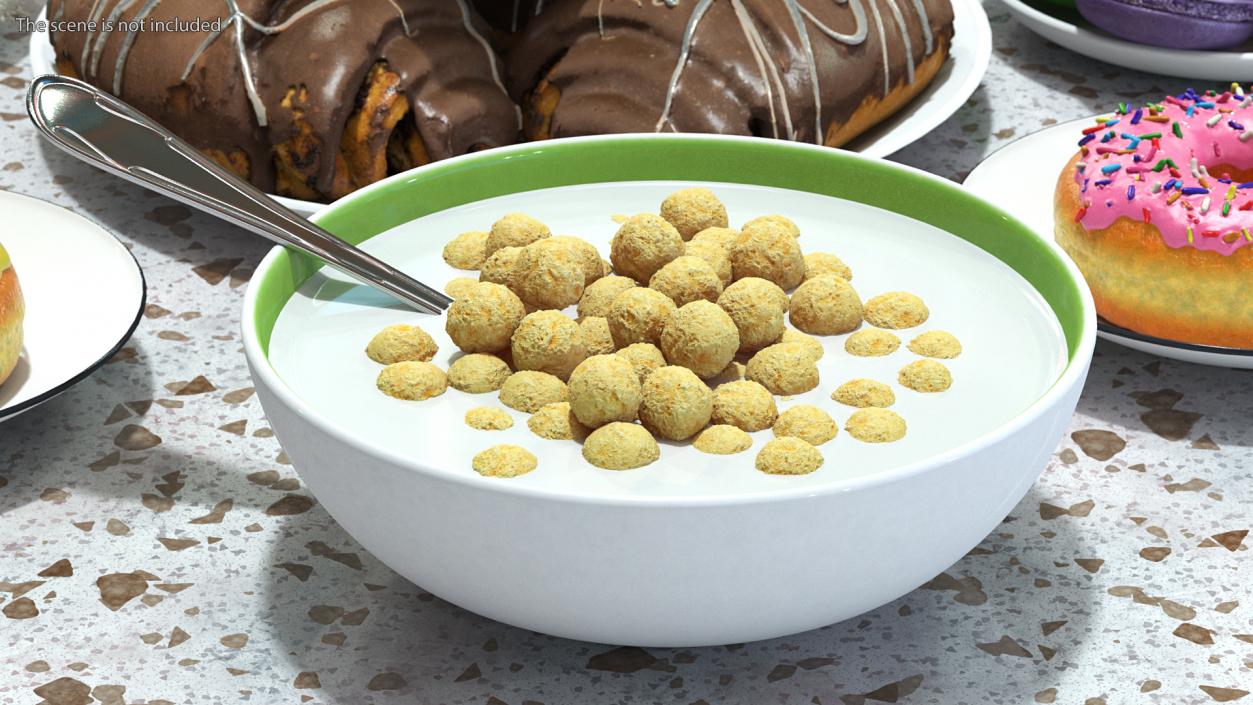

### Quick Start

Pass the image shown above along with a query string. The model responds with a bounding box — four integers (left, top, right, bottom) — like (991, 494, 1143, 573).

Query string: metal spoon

(25, 74, 452, 315)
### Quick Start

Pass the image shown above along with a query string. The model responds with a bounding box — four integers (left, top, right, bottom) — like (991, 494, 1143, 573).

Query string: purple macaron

(1077, 0, 1253, 49)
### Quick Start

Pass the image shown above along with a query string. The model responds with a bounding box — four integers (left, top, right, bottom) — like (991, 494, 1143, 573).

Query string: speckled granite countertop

(0, 4, 1250, 704)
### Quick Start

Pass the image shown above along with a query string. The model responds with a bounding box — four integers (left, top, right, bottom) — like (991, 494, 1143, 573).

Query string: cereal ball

(832, 379, 896, 408)
(684, 239, 733, 286)
(579, 316, 616, 355)
(755, 437, 823, 475)
(610, 213, 684, 283)
(639, 366, 713, 441)
(776, 329, 824, 361)
(376, 361, 447, 401)
(693, 425, 753, 455)
(582, 422, 660, 470)
(773, 405, 838, 446)
(366, 324, 438, 364)
(844, 328, 900, 357)
(578, 275, 637, 319)
(864, 292, 929, 329)
(729, 218, 805, 289)
(479, 246, 524, 288)
(660, 301, 740, 379)
(789, 276, 863, 335)
(746, 343, 819, 396)
(446, 282, 527, 353)
(511, 239, 587, 310)
(648, 255, 724, 307)
(499, 370, 568, 412)
(445, 277, 478, 299)
(711, 380, 778, 432)
(485, 213, 551, 257)
(615, 343, 667, 384)
(690, 226, 740, 251)
(527, 402, 589, 441)
(443, 231, 488, 270)
(548, 236, 605, 287)
(718, 277, 788, 353)
(804, 252, 852, 282)
(742, 214, 800, 238)
(472, 445, 537, 478)
(899, 359, 952, 393)
(607, 287, 677, 348)
(447, 353, 512, 393)
(568, 355, 643, 428)
(908, 330, 962, 359)
(660, 187, 729, 240)
(845, 408, 907, 443)
(465, 407, 513, 430)
(510, 311, 587, 381)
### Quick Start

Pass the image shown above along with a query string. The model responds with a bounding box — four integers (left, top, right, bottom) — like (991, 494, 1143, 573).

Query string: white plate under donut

(963, 116, 1253, 369)
(28, 0, 992, 217)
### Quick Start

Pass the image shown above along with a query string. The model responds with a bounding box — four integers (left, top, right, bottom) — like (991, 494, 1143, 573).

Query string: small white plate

(28, 0, 991, 206)
(998, 0, 1253, 81)
(963, 117, 1253, 369)
(0, 191, 146, 421)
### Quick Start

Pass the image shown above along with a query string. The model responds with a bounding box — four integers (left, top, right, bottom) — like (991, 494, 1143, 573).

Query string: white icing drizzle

(456, 0, 524, 130)
(865, 0, 891, 95)
(654, 0, 715, 132)
(883, 0, 914, 85)
(799, 0, 867, 45)
(112, 0, 163, 94)
(86, 0, 137, 79)
(909, 0, 932, 53)
(731, 0, 782, 139)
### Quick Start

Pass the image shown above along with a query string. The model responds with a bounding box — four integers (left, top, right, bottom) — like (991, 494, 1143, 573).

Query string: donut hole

(1206, 164, 1253, 184)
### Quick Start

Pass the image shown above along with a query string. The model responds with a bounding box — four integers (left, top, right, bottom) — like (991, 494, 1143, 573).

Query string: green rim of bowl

(251, 136, 1086, 359)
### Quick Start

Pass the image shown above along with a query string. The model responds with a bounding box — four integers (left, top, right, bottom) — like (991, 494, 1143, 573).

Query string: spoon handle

(26, 74, 452, 315)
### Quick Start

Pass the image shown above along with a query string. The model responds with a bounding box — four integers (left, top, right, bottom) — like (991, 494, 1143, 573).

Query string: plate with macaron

(965, 86, 1253, 368)
(0, 191, 146, 422)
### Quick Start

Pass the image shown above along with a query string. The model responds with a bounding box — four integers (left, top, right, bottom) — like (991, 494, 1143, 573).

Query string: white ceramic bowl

(242, 135, 1096, 647)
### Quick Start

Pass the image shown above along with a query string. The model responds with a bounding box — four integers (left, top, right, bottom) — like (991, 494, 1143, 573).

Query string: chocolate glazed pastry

(47, 0, 521, 201)
(473, 0, 545, 32)
(507, 0, 954, 148)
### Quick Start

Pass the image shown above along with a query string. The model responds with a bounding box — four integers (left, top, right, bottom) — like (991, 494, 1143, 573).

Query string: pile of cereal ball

(366, 188, 961, 479)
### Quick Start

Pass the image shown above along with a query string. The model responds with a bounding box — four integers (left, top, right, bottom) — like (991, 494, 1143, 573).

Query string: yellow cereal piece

(755, 437, 823, 475)
(465, 407, 514, 431)
(365, 324, 438, 364)
(684, 239, 733, 286)
(711, 380, 778, 432)
(693, 424, 753, 455)
(615, 342, 667, 384)
(832, 379, 896, 408)
(512, 239, 587, 310)
(689, 226, 741, 251)
(864, 292, 930, 329)
(445, 277, 479, 299)
(579, 316, 616, 355)
(443, 231, 488, 270)
(660, 301, 740, 379)
(527, 402, 589, 441)
(773, 405, 838, 446)
(648, 256, 723, 307)
(479, 246, 524, 288)
(447, 353, 512, 393)
(746, 343, 819, 396)
(661, 187, 730, 240)
(499, 370, 568, 413)
(510, 310, 588, 381)
(803, 252, 852, 282)
(472, 444, 537, 478)
(568, 355, 643, 428)
(908, 330, 963, 359)
(582, 422, 660, 470)
(375, 361, 447, 401)
(742, 214, 800, 238)
(899, 359, 953, 393)
(776, 329, 824, 361)
(639, 366, 714, 441)
(578, 275, 637, 319)
(730, 219, 804, 289)
(789, 276, 863, 335)
(548, 235, 605, 287)
(606, 287, 677, 348)
(446, 282, 527, 354)
(718, 277, 788, 353)
(610, 213, 684, 283)
(845, 408, 907, 443)
(844, 328, 901, 357)
(485, 213, 551, 257)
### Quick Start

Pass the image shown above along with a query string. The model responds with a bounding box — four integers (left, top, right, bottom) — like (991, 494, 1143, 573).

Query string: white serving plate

(963, 116, 1253, 369)
(0, 191, 146, 422)
(998, 0, 1253, 81)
